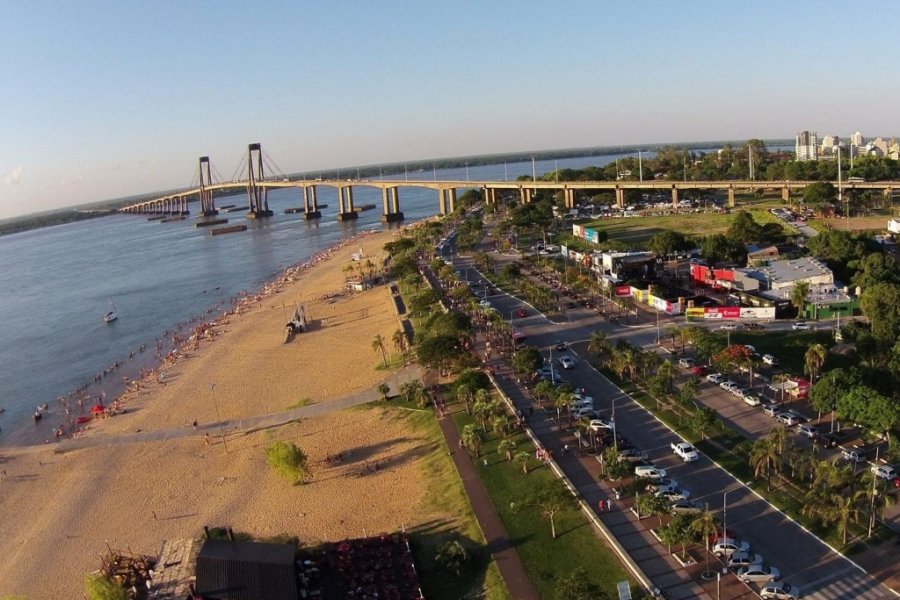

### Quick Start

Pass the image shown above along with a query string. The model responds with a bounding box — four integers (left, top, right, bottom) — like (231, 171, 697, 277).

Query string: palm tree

(663, 324, 681, 351)
(804, 343, 827, 383)
(791, 280, 811, 316)
(791, 446, 819, 482)
(456, 383, 473, 414)
(771, 373, 792, 405)
(514, 451, 531, 474)
(497, 438, 517, 462)
(657, 360, 676, 392)
(554, 392, 572, 427)
(377, 382, 390, 401)
(832, 491, 865, 545)
(472, 398, 492, 432)
(587, 331, 611, 365)
(690, 505, 720, 577)
(749, 438, 779, 490)
(461, 425, 482, 457)
(392, 329, 408, 361)
(491, 414, 510, 437)
(372, 334, 387, 367)
(768, 426, 790, 456)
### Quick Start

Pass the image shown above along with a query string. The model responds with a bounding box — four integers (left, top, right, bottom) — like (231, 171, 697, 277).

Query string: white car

(719, 323, 739, 330)
(478, 299, 491, 308)
(872, 464, 899, 481)
(841, 447, 867, 463)
(731, 386, 750, 398)
(797, 424, 818, 439)
(558, 356, 576, 370)
(792, 321, 810, 330)
(743, 394, 762, 407)
(572, 408, 600, 420)
(719, 380, 738, 392)
(634, 465, 667, 480)
(678, 358, 695, 368)
(671, 442, 700, 462)
(776, 413, 801, 427)
(738, 564, 780, 583)
(760, 581, 800, 600)
(588, 418, 613, 432)
(713, 539, 751, 558)
(706, 373, 723, 384)
(762, 354, 779, 366)
(727, 551, 764, 569)
(655, 487, 691, 502)
(670, 498, 702, 514)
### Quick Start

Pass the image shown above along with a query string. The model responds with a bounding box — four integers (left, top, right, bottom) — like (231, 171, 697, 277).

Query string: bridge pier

(483, 187, 497, 205)
(564, 188, 576, 209)
(671, 186, 679, 210)
(199, 156, 218, 216)
(381, 187, 403, 222)
(615, 187, 625, 209)
(246, 143, 274, 219)
(337, 185, 358, 221)
(727, 185, 736, 208)
(782, 186, 791, 204)
(519, 187, 534, 205)
(303, 185, 321, 219)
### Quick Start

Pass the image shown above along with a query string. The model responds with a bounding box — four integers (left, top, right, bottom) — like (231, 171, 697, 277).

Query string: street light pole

(656, 309, 661, 346)
(722, 486, 740, 542)
(209, 383, 228, 454)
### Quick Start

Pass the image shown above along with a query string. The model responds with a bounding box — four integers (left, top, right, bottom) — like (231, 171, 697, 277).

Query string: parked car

(558, 356, 576, 370)
(479, 299, 491, 308)
(760, 580, 800, 600)
(690, 365, 708, 376)
(762, 404, 783, 418)
(813, 432, 838, 448)
(588, 418, 614, 432)
(618, 448, 648, 462)
(656, 487, 691, 503)
(634, 465, 667, 480)
(670, 499, 703, 514)
(738, 565, 781, 583)
(762, 354, 779, 366)
(671, 441, 700, 462)
(727, 551, 764, 569)
(841, 447, 867, 463)
(797, 424, 818, 439)
(572, 408, 600, 420)
(792, 321, 810, 330)
(678, 358, 695, 368)
(776, 413, 801, 427)
(720, 380, 739, 392)
(515, 307, 528, 318)
(706, 373, 723, 384)
(732, 386, 751, 398)
(713, 539, 751, 558)
(743, 394, 762, 407)
(871, 464, 899, 482)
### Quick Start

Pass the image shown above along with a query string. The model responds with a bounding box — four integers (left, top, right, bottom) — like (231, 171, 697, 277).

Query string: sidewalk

(434, 404, 539, 600)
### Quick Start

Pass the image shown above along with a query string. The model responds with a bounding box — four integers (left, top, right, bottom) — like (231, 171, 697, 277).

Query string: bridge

(119, 143, 900, 222)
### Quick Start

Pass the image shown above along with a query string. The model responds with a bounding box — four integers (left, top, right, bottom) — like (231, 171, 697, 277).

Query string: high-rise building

(851, 131, 864, 146)
(820, 135, 839, 153)
(796, 131, 818, 161)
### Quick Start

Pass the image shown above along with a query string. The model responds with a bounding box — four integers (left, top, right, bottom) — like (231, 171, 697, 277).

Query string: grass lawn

(728, 329, 833, 375)
(450, 410, 636, 600)
(379, 406, 511, 600)
(582, 207, 784, 245)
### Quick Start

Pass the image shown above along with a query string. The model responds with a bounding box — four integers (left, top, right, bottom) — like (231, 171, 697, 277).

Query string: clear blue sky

(0, 0, 897, 218)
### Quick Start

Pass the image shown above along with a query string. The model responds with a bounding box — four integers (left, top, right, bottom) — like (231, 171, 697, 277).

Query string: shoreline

(1, 225, 389, 449)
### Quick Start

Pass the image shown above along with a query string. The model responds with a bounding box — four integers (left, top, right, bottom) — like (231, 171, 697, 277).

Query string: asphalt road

(453, 251, 896, 600)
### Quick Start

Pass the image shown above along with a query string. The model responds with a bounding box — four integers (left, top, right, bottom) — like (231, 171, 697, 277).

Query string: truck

(671, 441, 700, 462)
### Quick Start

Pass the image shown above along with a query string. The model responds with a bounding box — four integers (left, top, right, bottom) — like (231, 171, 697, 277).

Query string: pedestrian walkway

(435, 411, 539, 600)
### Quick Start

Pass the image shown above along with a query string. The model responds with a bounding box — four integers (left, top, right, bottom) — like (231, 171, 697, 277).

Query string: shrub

(84, 574, 128, 600)
(266, 440, 310, 484)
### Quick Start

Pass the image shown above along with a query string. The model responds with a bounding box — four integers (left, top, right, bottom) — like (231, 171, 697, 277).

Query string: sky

(0, 0, 898, 219)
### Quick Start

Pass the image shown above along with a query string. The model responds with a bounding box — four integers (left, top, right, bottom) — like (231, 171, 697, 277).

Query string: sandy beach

(0, 225, 454, 598)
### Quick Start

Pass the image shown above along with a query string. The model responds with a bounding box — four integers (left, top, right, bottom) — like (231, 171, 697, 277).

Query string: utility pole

(209, 383, 228, 453)
(638, 150, 644, 184)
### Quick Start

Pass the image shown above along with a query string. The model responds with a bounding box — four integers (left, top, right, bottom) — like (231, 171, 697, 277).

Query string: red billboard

(703, 306, 741, 319)
(615, 285, 632, 297)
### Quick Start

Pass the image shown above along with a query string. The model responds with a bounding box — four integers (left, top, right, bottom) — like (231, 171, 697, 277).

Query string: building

(196, 539, 300, 600)
(851, 131, 865, 147)
(748, 256, 834, 292)
(746, 244, 779, 265)
(690, 264, 760, 292)
(795, 131, 818, 161)
(592, 250, 657, 284)
(820, 135, 839, 155)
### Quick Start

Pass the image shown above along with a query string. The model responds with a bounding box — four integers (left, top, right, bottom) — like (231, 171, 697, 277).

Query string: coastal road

(453, 253, 896, 600)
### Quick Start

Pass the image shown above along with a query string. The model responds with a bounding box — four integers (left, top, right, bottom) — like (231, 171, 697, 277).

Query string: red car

(690, 365, 708, 376)
(708, 528, 738, 545)
(516, 308, 528, 318)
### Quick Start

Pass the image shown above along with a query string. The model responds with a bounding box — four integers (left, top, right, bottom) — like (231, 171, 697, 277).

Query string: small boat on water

(104, 300, 118, 323)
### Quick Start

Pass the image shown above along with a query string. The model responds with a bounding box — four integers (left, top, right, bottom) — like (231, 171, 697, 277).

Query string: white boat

(104, 300, 118, 323)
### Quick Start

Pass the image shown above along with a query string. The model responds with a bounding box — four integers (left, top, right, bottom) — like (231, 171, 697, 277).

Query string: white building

(851, 131, 864, 146)
(749, 257, 834, 292)
(820, 135, 839, 154)
(795, 131, 818, 161)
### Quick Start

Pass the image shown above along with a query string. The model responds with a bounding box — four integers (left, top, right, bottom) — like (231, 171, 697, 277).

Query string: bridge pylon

(199, 156, 216, 216)
(246, 143, 273, 219)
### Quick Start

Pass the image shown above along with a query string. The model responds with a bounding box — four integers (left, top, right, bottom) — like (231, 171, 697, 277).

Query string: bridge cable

(229, 154, 247, 184)
(261, 149, 287, 179)
(210, 163, 226, 185)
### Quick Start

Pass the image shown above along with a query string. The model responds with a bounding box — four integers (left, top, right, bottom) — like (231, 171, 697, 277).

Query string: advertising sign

(572, 224, 584, 238)
(584, 227, 600, 244)
(685, 307, 705, 320)
(704, 306, 741, 319)
(615, 285, 632, 297)
(739, 307, 775, 320)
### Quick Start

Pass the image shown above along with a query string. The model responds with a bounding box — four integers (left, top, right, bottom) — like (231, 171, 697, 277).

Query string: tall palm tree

(372, 334, 387, 367)
(832, 491, 866, 545)
(663, 324, 681, 351)
(690, 505, 721, 577)
(791, 280, 811, 316)
(804, 343, 827, 383)
(461, 425, 482, 457)
(791, 446, 819, 482)
(657, 360, 676, 392)
(497, 438, 517, 462)
(456, 383, 473, 414)
(749, 438, 779, 490)
(392, 329, 408, 358)
(514, 451, 531, 474)
(768, 426, 789, 456)
(588, 331, 611, 365)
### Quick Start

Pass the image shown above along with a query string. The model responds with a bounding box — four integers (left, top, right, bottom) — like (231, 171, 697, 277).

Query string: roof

(752, 257, 833, 286)
(196, 540, 298, 600)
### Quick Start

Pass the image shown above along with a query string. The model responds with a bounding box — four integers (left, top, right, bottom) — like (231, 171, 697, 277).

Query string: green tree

(690, 505, 720, 576)
(514, 451, 532, 474)
(376, 382, 390, 401)
(461, 424, 482, 457)
(497, 438, 517, 462)
(84, 574, 128, 600)
(554, 567, 606, 600)
(647, 230, 691, 257)
(604, 446, 634, 481)
(838, 386, 899, 443)
(634, 491, 671, 522)
(435, 540, 469, 577)
(749, 438, 779, 490)
(678, 378, 699, 408)
(587, 330, 612, 364)
(802, 181, 837, 205)
(528, 479, 576, 539)
(804, 344, 827, 383)
(791, 280, 810, 316)
(726, 211, 762, 243)
(691, 406, 718, 440)
(860, 282, 900, 348)
(266, 440, 310, 484)
(372, 334, 387, 367)
(511, 346, 542, 375)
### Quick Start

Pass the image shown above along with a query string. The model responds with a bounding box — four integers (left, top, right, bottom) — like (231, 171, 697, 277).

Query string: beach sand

(0, 226, 453, 598)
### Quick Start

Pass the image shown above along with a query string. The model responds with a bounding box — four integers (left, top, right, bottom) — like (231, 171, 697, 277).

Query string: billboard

(615, 285, 632, 297)
(685, 306, 776, 320)
(685, 307, 705, 320)
(739, 307, 776, 320)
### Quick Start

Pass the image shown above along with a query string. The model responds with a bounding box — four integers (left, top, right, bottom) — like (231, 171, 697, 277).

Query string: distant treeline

(292, 140, 793, 180)
(0, 209, 119, 237)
